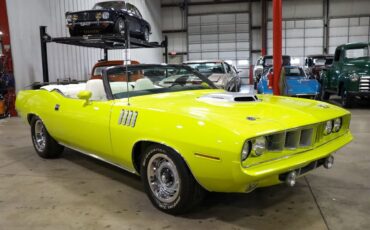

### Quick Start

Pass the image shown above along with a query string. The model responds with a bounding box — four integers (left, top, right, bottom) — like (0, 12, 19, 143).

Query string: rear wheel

(31, 116, 64, 159)
(140, 144, 205, 215)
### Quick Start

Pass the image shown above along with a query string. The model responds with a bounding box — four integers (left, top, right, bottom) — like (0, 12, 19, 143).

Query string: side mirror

(77, 90, 92, 104)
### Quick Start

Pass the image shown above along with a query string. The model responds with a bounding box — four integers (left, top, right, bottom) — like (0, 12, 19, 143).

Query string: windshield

(94, 66, 114, 76)
(284, 67, 305, 77)
(105, 65, 215, 99)
(345, 46, 370, 59)
(93, 1, 125, 10)
(186, 62, 225, 75)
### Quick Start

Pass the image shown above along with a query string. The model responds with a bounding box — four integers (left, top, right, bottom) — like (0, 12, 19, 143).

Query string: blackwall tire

(143, 27, 150, 42)
(114, 18, 125, 35)
(341, 90, 352, 108)
(31, 116, 64, 159)
(140, 144, 205, 215)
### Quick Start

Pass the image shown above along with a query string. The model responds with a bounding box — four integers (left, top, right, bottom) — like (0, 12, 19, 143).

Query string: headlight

(350, 73, 360, 82)
(241, 141, 252, 161)
(66, 15, 72, 23)
(252, 136, 266, 156)
(323, 120, 333, 135)
(102, 12, 110, 19)
(333, 118, 342, 132)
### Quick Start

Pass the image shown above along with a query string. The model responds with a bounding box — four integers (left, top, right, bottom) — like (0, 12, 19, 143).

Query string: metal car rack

(39, 21, 168, 83)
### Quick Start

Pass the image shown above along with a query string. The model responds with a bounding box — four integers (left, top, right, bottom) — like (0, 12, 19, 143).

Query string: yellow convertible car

(16, 64, 353, 214)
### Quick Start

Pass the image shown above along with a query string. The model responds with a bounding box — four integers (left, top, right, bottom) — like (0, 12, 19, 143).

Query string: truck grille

(359, 76, 370, 92)
(266, 127, 314, 151)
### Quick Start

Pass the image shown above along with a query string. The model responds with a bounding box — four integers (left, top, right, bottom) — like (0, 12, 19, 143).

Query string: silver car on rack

(184, 60, 241, 92)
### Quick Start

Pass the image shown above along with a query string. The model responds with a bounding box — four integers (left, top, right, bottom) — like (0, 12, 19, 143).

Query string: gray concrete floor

(0, 101, 370, 230)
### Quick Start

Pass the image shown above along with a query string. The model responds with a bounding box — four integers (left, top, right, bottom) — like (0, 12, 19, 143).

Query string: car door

(125, 3, 141, 34)
(329, 48, 342, 90)
(49, 96, 114, 160)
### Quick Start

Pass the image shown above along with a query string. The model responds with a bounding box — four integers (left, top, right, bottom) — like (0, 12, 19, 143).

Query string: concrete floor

(0, 103, 370, 230)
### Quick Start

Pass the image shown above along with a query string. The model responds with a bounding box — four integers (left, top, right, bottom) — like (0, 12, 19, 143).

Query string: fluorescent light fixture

(238, 60, 249, 66)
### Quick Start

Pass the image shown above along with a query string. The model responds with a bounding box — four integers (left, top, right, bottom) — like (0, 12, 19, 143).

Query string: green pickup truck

(321, 42, 370, 107)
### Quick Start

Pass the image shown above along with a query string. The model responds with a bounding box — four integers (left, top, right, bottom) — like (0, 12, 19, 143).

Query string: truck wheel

(31, 116, 64, 159)
(341, 90, 352, 108)
(140, 144, 205, 215)
(321, 87, 330, 101)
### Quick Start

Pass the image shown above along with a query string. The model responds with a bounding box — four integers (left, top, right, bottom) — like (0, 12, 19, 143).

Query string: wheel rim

(34, 120, 46, 152)
(144, 29, 149, 41)
(147, 153, 180, 203)
(118, 20, 125, 34)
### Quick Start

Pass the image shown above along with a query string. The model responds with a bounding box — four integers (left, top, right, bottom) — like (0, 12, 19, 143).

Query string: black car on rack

(66, 1, 151, 41)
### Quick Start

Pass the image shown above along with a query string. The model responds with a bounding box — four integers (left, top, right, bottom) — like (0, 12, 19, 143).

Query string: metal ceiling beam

(162, 0, 259, 8)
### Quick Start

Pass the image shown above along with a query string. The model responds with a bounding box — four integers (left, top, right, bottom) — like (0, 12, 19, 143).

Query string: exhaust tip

(324, 155, 334, 169)
(285, 171, 297, 187)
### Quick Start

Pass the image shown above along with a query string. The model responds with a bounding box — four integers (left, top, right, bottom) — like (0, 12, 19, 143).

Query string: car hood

(128, 89, 348, 136)
(286, 77, 319, 95)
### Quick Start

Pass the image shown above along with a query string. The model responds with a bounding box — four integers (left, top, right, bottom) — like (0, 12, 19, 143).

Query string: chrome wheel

(33, 120, 46, 152)
(147, 153, 180, 203)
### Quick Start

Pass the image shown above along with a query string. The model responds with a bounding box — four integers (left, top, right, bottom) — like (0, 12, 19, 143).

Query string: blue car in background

(257, 66, 321, 99)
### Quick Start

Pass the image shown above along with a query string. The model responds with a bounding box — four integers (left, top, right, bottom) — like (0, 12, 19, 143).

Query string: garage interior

(0, 0, 370, 229)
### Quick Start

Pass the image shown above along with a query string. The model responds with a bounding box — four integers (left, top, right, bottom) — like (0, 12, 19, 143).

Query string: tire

(340, 89, 353, 108)
(320, 86, 330, 101)
(140, 144, 205, 215)
(114, 18, 125, 35)
(31, 116, 64, 159)
(143, 27, 150, 42)
(69, 28, 80, 37)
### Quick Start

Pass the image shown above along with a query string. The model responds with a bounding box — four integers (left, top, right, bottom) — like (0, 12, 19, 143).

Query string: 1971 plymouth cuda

(66, 1, 151, 41)
(16, 64, 352, 214)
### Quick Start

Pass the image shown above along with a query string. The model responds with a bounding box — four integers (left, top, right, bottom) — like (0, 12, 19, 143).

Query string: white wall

(7, 0, 162, 91)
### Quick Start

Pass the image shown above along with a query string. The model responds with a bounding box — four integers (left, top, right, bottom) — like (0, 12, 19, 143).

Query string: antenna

(124, 19, 130, 106)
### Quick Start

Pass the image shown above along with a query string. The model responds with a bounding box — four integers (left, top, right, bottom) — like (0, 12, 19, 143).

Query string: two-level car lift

(39, 20, 168, 84)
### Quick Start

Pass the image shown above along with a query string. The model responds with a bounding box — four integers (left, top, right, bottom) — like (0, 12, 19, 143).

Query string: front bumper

(67, 21, 115, 35)
(348, 91, 370, 97)
(195, 130, 352, 193)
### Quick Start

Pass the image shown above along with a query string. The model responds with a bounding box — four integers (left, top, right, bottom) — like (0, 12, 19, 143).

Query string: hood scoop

(198, 88, 259, 103)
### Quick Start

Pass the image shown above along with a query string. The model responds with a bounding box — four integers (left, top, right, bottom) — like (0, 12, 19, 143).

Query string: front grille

(266, 127, 315, 151)
(77, 12, 96, 21)
(359, 76, 370, 92)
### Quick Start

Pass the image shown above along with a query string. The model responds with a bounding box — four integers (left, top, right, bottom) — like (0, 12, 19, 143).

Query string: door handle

(55, 104, 60, 111)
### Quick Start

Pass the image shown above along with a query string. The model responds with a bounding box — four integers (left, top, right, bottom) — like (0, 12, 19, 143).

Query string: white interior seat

(110, 82, 129, 95)
(134, 78, 154, 91)
(85, 79, 107, 101)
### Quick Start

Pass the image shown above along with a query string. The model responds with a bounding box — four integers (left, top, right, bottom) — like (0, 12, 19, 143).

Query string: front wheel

(320, 87, 331, 101)
(143, 27, 150, 42)
(140, 145, 205, 215)
(114, 18, 126, 35)
(341, 89, 353, 108)
(31, 116, 64, 159)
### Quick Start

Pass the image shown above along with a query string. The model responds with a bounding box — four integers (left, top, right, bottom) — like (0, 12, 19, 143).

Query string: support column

(261, 0, 267, 56)
(272, 0, 282, 95)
